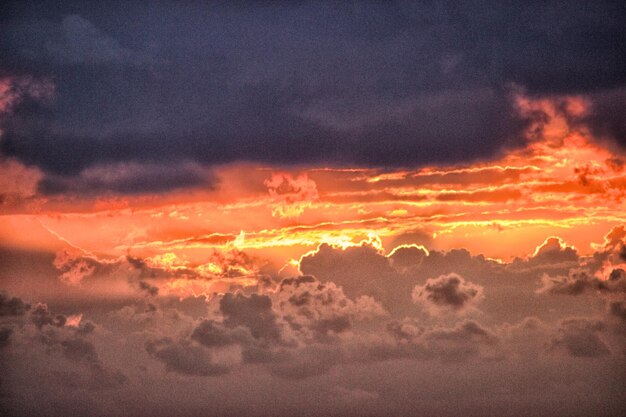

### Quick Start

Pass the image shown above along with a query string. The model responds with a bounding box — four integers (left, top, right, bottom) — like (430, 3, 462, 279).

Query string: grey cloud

(145, 337, 233, 377)
(220, 293, 281, 341)
(30, 302, 66, 329)
(138, 281, 159, 297)
(538, 269, 626, 295)
(86, 364, 127, 390)
(267, 344, 343, 380)
(3, 224, 626, 414)
(412, 273, 484, 312)
(298, 243, 413, 314)
(388, 244, 428, 271)
(527, 237, 579, 267)
(363, 318, 502, 364)
(1, 299, 128, 395)
(176, 277, 383, 377)
(275, 275, 385, 343)
(0, 326, 13, 347)
(61, 338, 98, 363)
(300, 232, 626, 325)
(386, 319, 423, 342)
(608, 301, 626, 322)
(39, 161, 216, 196)
(0, 292, 30, 316)
(300, 242, 499, 318)
(550, 318, 611, 358)
(191, 319, 252, 347)
(76, 320, 96, 335)
(420, 320, 500, 361)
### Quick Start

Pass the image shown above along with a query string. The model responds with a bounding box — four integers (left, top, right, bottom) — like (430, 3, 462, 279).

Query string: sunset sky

(1, 2, 625, 417)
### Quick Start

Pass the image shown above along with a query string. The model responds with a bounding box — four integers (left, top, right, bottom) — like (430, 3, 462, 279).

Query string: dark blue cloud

(0, 1, 624, 193)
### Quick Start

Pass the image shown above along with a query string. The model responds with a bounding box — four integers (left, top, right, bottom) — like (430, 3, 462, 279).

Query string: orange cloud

(264, 172, 319, 218)
(0, 93, 623, 271)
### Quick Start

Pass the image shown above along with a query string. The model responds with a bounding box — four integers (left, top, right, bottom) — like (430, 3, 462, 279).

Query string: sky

(0, 1, 625, 416)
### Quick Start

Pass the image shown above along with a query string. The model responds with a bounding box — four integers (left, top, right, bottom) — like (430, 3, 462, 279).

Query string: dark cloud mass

(0, 1, 624, 193)
(1, 228, 626, 416)
(0, 292, 30, 316)
(219, 293, 281, 340)
(30, 302, 66, 328)
(538, 268, 626, 295)
(412, 272, 483, 312)
(549, 318, 611, 358)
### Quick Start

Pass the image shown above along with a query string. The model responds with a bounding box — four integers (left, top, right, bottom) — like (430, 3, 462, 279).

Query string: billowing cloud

(538, 268, 626, 295)
(219, 293, 281, 341)
(530, 237, 579, 266)
(30, 302, 67, 328)
(0, 293, 30, 316)
(549, 318, 611, 358)
(412, 273, 484, 314)
(191, 319, 252, 348)
(3, 228, 626, 415)
(275, 275, 386, 343)
(145, 337, 237, 376)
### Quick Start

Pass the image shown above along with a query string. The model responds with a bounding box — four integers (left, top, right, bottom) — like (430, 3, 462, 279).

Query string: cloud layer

(2, 224, 625, 416)
(1, 1, 624, 195)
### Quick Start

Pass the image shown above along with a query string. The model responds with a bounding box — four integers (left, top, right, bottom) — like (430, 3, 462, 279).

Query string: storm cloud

(0, 1, 624, 194)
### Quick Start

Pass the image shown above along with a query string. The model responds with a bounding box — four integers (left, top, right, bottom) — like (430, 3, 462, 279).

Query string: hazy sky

(1, 2, 625, 416)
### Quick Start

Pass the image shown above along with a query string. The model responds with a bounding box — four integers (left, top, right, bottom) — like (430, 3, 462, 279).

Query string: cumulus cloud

(142, 275, 387, 380)
(298, 242, 413, 313)
(275, 275, 386, 343)
(0, 292, 30, 316)
(420, 320, 500, 361)
(145, 337, 237, 376)
(3, 225, 626, 415)
(0, 296, 128, 396)
(412, 273, 484, 314)
(220, 293, 281, 341)
(191, 319, 252, 347)
(549, 318, 611, 358)
(387, 244, 428, 271)
(30, 302, 67, 329)
(375, 318, 502, 363)
(538, 269, 626, 295)
(297, 229, 626, 325)
(527, 236, 579, 267)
